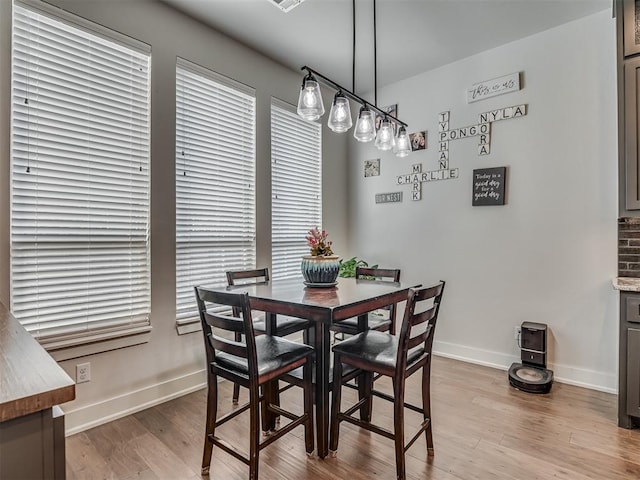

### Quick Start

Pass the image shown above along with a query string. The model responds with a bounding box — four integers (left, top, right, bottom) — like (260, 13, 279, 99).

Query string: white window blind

(176, 59, 256, 328)
(10, 3, 151, 348)
(271, 99, 322, 280)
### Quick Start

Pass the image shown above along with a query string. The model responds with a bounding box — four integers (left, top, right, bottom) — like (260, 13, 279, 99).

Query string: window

(10, 3, 151, 352)
(271, 99, 322, 280)
(175, 59, 256, 333)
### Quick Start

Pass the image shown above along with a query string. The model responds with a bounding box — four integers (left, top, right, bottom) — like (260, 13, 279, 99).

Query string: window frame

(10, 0, 152, 360)
(270, 97, 323, 281)
(175, 58, 257, 334)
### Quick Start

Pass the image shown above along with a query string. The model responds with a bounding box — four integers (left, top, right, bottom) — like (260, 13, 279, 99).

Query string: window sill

(176, 318, 201, 336)
(47, 326, 152, 362)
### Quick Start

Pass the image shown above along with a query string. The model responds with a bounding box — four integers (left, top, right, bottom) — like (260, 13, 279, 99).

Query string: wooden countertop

(0, 301, 75, 422)
(613, 277, 640, 292)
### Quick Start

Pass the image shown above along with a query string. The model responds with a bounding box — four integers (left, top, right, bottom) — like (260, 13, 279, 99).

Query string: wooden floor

(66, 356, 640, 480)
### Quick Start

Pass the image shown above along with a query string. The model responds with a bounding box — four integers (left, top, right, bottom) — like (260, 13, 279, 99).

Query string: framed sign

(375, 192, 403, 204)
(467, 72, 520, 103)
(472, 167, 506, 206)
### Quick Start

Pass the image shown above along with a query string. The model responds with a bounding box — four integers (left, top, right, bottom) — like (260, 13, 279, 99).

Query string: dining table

(219, 276, 414, 459)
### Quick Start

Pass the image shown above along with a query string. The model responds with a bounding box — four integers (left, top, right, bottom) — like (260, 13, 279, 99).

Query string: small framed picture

(364, 158, 380, 177)
(375, 104, 398, 131)
(409, 131, 427, 151)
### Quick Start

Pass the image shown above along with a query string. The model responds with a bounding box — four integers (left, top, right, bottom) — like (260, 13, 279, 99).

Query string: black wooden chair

(329, 281, 445, 480)
(194, 286, 314, 479)
(330, 267, 401, 336)
(227, 267, 312, 404)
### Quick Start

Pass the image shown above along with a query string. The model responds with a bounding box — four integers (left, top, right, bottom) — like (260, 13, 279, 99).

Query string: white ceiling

(161, 0, 611, 95)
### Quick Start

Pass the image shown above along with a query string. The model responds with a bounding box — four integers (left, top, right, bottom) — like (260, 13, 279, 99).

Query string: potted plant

(301, 227, 340, 286)
(338, 257, 378, 278)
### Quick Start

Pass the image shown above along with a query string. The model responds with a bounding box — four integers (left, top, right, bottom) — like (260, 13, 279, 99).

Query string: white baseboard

(433, 340, 617, 395)
(63, 343, 617, 436)
(63, 369, 207, 436)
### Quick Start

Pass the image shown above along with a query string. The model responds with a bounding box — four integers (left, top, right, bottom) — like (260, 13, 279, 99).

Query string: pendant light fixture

(327, 91, 353, 132)
(375, 116, 395, 150)
(296, 73, 324, 120)
(296, 0, 410, 157)
(353, 105, 376, 142)
(393, 126, 411, 157)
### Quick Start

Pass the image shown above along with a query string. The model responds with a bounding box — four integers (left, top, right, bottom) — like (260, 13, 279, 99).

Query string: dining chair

(329, 281, 445, 480)
(227, 267, 312, 404)
(330, 267, 401, 336)
(194, 286, 314, 480)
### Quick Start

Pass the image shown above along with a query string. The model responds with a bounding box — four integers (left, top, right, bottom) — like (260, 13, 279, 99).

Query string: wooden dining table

(219, 276, 413, 458)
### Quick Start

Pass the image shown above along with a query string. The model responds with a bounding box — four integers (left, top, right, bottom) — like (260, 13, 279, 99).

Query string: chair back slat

(195, 286, 258, 377)
(226, 267, 269, 286)
(397, 281, 445, 369)
(210, 334, 247, 358)
(355, 267, 401, 282)
(406, 307, 436, 351)
(355, 267, 401, 333)
(203, 310, 244, 333)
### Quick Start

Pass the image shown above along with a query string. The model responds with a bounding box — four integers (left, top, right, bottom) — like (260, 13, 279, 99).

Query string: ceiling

(161, 0, 611, 95)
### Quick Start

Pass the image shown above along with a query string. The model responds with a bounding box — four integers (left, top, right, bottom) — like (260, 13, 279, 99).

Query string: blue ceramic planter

(301, 255, 340, 285)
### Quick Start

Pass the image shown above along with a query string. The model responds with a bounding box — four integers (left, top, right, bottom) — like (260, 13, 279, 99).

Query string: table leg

(263, 312, 278, 431)
(356, 314, 372, 421)
(315, 319, 330, 458)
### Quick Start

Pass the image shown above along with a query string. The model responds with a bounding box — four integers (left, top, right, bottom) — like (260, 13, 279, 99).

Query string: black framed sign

(472, 167, 506, 206)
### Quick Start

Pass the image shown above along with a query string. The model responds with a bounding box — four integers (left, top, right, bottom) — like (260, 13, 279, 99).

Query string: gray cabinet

(627, 327, 640, 417)
(624, 57, 640, 210)
(619, 293, 640, 427)
(624, 0, 640, 57)
(0, 406, 66, 479)
(619, 1, 640, 211)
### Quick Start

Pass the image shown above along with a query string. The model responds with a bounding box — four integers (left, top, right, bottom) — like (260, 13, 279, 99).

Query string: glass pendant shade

(327, 91, 352, 133)
(375, 118, 395, 150)
(297, 75, 324, 120)
(393, 126, 411, 157)
(353, 106, 376, 142)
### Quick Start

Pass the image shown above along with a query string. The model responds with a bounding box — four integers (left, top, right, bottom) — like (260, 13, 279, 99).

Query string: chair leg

(232, 383, 240, 406)
(260, 382, 273, 433)
(249, 385, 260, 480)
(422, 360, 434, 455)
(392, 378, 406, 480)
(233, 332, 242, 405)
(358, 370, 373, 422)
(329, 356, 343, 454)
(201, 376, 218, 476)
(303, 359, 315, 455)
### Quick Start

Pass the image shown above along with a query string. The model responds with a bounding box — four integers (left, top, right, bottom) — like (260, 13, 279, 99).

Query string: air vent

(267, 0, 306, 13)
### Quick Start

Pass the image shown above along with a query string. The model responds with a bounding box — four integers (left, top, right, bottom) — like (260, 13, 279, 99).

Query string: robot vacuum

(508, 322, 554, 394)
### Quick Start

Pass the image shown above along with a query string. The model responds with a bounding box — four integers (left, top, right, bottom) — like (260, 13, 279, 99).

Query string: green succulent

(338, 257, 378, 278)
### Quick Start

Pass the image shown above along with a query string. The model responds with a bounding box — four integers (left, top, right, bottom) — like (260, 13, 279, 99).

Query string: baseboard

(63, 343, 616, 436)
(63, 369, 207, 436)
(433, 340, 617, 394)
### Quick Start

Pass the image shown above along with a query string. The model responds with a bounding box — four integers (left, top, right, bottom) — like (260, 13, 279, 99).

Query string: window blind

(271, 99, 322, 280)
(10, 3, 151, 347)
(176, 59, 256, 327)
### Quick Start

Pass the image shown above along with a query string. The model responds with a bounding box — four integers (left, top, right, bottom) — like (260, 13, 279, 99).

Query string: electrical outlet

(76, 362, 91, 383)
(514, 326, 521, 341)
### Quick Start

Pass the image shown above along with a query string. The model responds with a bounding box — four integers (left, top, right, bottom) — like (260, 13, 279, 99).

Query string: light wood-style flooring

(66, 356, 640, 479)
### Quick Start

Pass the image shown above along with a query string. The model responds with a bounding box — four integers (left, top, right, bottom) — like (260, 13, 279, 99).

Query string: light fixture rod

(301, 65, 408, 128)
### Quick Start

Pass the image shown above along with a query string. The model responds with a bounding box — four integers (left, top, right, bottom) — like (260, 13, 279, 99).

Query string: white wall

(347, 10, 618, 392)
(0, 0, 348, 433)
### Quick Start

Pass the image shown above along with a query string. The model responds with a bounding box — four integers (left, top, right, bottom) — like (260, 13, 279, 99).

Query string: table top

(0, 301, 75, 422)
(220, 277, 413, 322)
